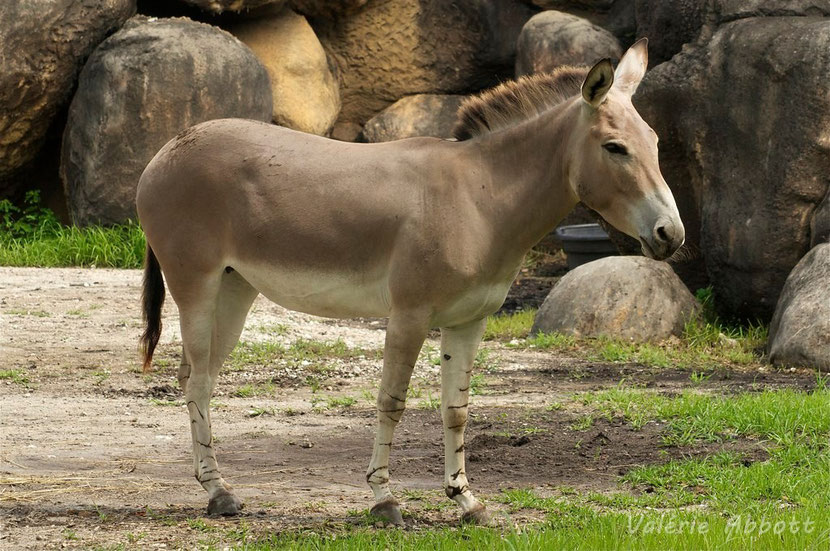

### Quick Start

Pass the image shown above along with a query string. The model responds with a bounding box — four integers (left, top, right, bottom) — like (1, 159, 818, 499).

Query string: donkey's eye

(603, 142, 628, 155)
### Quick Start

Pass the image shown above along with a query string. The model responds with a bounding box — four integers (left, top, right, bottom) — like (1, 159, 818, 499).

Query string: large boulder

(290, 0, 368, 18)
(0, 0, 135, 195)
(180, 0, 279, 13)
(527, 0, 635, 43)
(229, 9, 340, 136)
(633, 1, 830, 68)
(180, 0, 367, 17)
(532, 256, 699, 342)
(362, 94, 464, 142)
(811, 190, 830, 248)
(312, 0, 535, 128)
(633, 0, 705, 66)
(516, 11, 622, 76)
(635, 16, 830, 320)
(61, 16, 272, 226)
(768, 244, 830, 371)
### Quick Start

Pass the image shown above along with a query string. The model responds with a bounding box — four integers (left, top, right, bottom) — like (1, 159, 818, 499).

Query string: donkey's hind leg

(174, 269, 258, 516)
(177, 349, 190, 392)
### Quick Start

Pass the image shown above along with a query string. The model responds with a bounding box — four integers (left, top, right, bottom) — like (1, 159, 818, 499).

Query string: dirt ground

(0, 267, 817, 549)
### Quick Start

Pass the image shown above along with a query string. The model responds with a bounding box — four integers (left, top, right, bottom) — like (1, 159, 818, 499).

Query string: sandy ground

(0, 268, 816, 549)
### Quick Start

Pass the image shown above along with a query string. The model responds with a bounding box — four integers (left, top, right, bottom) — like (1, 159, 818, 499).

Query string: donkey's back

(137, 118, 450, 318)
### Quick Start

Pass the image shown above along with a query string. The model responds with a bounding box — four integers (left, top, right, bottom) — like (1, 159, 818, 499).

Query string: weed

(484, 309, 536, 341)
(92, 369, 110, 385)
(690, 370, 712, 385)
(66, 308, 90, 318)
(569, 414, 595, 431)
(187, 518, 216, 533)
(234, 382, 276, 398)
(247, 406, 275, 417)
(148, 398, 185, 407)
(523, 332, 577, 350)
(125, 533, 145, 544)
(0, 369, 29, 385)
(326, 396, 357, 408)
(5, 308, 50, 317)
(474, 348, 498, 371)
(469, 373, 486, 396)
(419, 391, 440, 410)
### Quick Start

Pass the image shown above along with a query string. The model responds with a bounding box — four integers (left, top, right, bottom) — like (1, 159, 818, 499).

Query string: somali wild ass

(137, 39, 683, 524)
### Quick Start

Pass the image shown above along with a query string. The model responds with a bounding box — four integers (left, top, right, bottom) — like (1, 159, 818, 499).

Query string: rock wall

(1, 0, 828, 327)
(0, 0, 136, 196)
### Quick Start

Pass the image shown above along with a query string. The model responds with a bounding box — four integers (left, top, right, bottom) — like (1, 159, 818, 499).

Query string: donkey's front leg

(440, 318, 490, 524)
(366, 311, 429, 524)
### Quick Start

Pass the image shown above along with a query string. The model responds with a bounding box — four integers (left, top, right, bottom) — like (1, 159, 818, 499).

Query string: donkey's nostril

(655, 225, 670, 243)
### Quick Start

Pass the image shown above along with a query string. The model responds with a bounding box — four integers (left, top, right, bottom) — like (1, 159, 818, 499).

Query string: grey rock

(634, 0, 705, 66)
(768, 243, 830, 371)
(635, 16, 830, 320)
(527, 0, 636, 44)
(180, 0, 280, 14)
(0, 0, 135, 192)
(811, 189, 830, 248)
(182, 0, 367, 17)
(362, 94, 464, 143)
(516, 11, 622, 77)
(532, 256, 699, 342)
(61, 16, 272, 226)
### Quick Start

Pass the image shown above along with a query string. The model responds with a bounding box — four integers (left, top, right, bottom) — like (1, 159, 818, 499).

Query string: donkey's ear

(581, 59, 614, 108)
(614, 37, 648, 96)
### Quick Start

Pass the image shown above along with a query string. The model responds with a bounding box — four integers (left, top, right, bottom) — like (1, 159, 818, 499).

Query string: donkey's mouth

(639, 236, 657, 260)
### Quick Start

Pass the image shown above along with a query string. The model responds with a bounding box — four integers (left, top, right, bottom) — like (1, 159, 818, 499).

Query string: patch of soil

(0, 268, 816, 550)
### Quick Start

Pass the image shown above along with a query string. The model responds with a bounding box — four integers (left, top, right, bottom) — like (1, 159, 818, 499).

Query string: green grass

(0, 222, 146, 268)
(577, 384, 830, 445)
(518, 319, 768, 370)
(220, 384, 829, 551)
(482, 292, 771, 370)
(483, 309, 536, 341)
(1, 191, 145, 268)
(229, 338, 381, 373)
(233, 382, 277, 398)
(0, 369, 29, 385)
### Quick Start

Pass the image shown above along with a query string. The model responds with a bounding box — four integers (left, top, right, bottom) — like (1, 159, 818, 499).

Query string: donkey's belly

(234, 262, 391, 319)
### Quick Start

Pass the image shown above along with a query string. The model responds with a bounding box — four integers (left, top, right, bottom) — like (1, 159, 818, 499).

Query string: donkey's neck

(462, 99, 581, 263)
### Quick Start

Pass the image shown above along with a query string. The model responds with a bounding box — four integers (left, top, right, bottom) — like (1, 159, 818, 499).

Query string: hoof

(207, 491, 243, 517)
(370, 497, 403, 525)
(461, 503, 491, 525)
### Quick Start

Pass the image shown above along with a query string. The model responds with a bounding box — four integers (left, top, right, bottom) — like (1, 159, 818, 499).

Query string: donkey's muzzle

(641, 217, 685, 260)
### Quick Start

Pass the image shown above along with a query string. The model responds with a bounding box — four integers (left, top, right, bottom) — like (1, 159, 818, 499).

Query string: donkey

(137, 39, 683, 524)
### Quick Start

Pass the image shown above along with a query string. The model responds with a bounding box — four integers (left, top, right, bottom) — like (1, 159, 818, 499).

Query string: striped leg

(440, 318, 490, 524)
(366, 311, 429, 524)
(175, 270, 258, 516)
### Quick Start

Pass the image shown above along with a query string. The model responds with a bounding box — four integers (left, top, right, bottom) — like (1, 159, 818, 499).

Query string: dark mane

(452, 66, 590, 141)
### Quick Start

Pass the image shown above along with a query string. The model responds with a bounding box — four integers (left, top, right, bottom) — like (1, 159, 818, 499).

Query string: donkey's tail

(140, 245, 165, 373)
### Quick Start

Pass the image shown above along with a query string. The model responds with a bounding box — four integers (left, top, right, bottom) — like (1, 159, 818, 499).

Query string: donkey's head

(568, 39, 684, 260)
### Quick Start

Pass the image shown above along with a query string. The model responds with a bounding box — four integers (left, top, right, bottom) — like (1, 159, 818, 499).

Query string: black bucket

(555, 223, 618, 270)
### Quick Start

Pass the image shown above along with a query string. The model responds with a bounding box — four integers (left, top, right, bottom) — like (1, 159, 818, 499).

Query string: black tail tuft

(140, 245, 165, 373)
